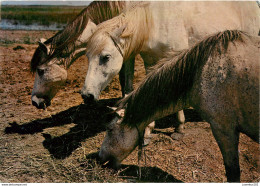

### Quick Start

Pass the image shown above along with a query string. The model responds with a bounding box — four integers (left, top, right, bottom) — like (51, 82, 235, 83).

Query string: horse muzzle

(81, 92, 98, 105)
(31, 95, 51, 109)
(98, 150, 121, 170)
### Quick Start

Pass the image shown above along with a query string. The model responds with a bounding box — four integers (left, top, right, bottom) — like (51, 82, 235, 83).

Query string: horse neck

(57, 19, 96, 69)
(137, 96, 190, 133)
(64, 48, 87, 69)
(120, 4, 153, 60)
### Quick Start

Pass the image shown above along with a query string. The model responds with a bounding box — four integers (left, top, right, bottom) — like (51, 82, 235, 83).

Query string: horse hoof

(143, 134, 157, 146)
(143, 138, 151, 146)
(170, 132, 184, 140)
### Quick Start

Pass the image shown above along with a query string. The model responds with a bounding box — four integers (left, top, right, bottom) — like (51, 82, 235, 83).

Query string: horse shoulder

(227, 39, 259, 139)
(191, 39, 259, 138)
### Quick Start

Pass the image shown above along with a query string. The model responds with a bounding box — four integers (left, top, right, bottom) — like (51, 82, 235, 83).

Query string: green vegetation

(1, 5, 85, 26)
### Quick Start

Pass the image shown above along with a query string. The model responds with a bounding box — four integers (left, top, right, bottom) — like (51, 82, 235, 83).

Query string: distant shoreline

(1, 5, 85, 30)
(1, 1, 92, 6)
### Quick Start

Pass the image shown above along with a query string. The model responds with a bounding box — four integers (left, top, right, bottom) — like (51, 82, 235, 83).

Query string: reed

(1, 5, 85, 26)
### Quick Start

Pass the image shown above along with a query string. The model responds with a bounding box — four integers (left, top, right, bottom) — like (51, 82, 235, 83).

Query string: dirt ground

(0, 30, 259, 183)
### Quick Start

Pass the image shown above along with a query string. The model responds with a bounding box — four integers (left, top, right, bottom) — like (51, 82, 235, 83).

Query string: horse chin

(102, 157, 121, 170)
(105, 158, 121, 170)
(98, 151, 121, 170)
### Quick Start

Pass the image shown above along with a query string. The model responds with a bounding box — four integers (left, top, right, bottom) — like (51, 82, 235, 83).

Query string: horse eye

(100, 54, 111, 65)
(106, 124, 113, 133)
(57, 58, 64, 65)
(37, 68, 45, 76)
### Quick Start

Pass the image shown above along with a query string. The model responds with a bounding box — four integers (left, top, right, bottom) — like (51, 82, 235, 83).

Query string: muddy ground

(0, 30, 259, 183)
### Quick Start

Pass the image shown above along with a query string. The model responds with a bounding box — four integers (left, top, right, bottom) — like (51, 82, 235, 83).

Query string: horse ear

(107, 106, 125, 118)
(38, 41, 50, 56)
(40, 38, 47, 43)
(116, 109, 125, 118)
(111, 25, 127, 40)
(88, 20, 97, 34)
(106, 110, 124, 131)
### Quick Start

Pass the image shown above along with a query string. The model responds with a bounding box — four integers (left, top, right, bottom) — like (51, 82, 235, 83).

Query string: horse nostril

(81, 93, 95, 104)
(32, 100, 38, 108)
(88, 94, 94, 101)
(39, 102, 46, 110)
(31, 95, 50, 109)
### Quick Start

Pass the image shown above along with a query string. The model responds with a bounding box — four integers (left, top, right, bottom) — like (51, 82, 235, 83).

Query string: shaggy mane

(117, 30, 247, 127)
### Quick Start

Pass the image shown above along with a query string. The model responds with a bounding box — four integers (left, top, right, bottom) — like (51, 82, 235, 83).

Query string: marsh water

(0, 19, 65, 30)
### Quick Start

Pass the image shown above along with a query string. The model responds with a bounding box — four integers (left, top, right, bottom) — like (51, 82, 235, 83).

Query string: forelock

(30, 47, 46, 73)
(86, 31, 108, 57)
(86, 15, 124, 56)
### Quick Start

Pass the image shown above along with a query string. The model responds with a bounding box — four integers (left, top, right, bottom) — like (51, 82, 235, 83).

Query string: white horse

(99, 30, 260, 182)
(82, 1, 259, 101)
(82, 1, 259, 141)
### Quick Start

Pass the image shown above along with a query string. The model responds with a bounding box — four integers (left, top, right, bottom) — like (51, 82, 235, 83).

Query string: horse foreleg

(119, 64, 126, 97)
(170, 110, 185, 140)
(143, 121, 156, 146)
(176, 110, 185, 133)
(210, 122, 240, 182)
(119, 56, 135, 97)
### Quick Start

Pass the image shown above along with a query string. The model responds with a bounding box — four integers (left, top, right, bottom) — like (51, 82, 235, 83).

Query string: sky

(1, 0, 92, 6)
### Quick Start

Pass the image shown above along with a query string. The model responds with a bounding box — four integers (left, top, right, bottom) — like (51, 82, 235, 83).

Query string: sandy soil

(0, 30, 259, 183)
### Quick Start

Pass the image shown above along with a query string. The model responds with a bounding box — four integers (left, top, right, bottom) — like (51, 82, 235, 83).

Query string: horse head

(99, 108, 140, 169)
(31, 40, 68, 109)
(31, 19, 97, 110)
(81, 25, 126, 103)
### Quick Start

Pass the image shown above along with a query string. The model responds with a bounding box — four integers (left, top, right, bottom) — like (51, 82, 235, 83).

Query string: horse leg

(143, 121, 156, 146)
(119, 64, 126, 97)
(170, 110, 185, 140)
(176, 110, 185, 133)
(210, 122, 240, 182)
(119, 56, 135, 97)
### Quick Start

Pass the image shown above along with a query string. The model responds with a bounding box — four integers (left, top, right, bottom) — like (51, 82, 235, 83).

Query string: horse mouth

(102, 158, 121, 170)
(81, 93, 98, 105)
(98, 151, 121, 170)
(32, 96, 51, 110)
